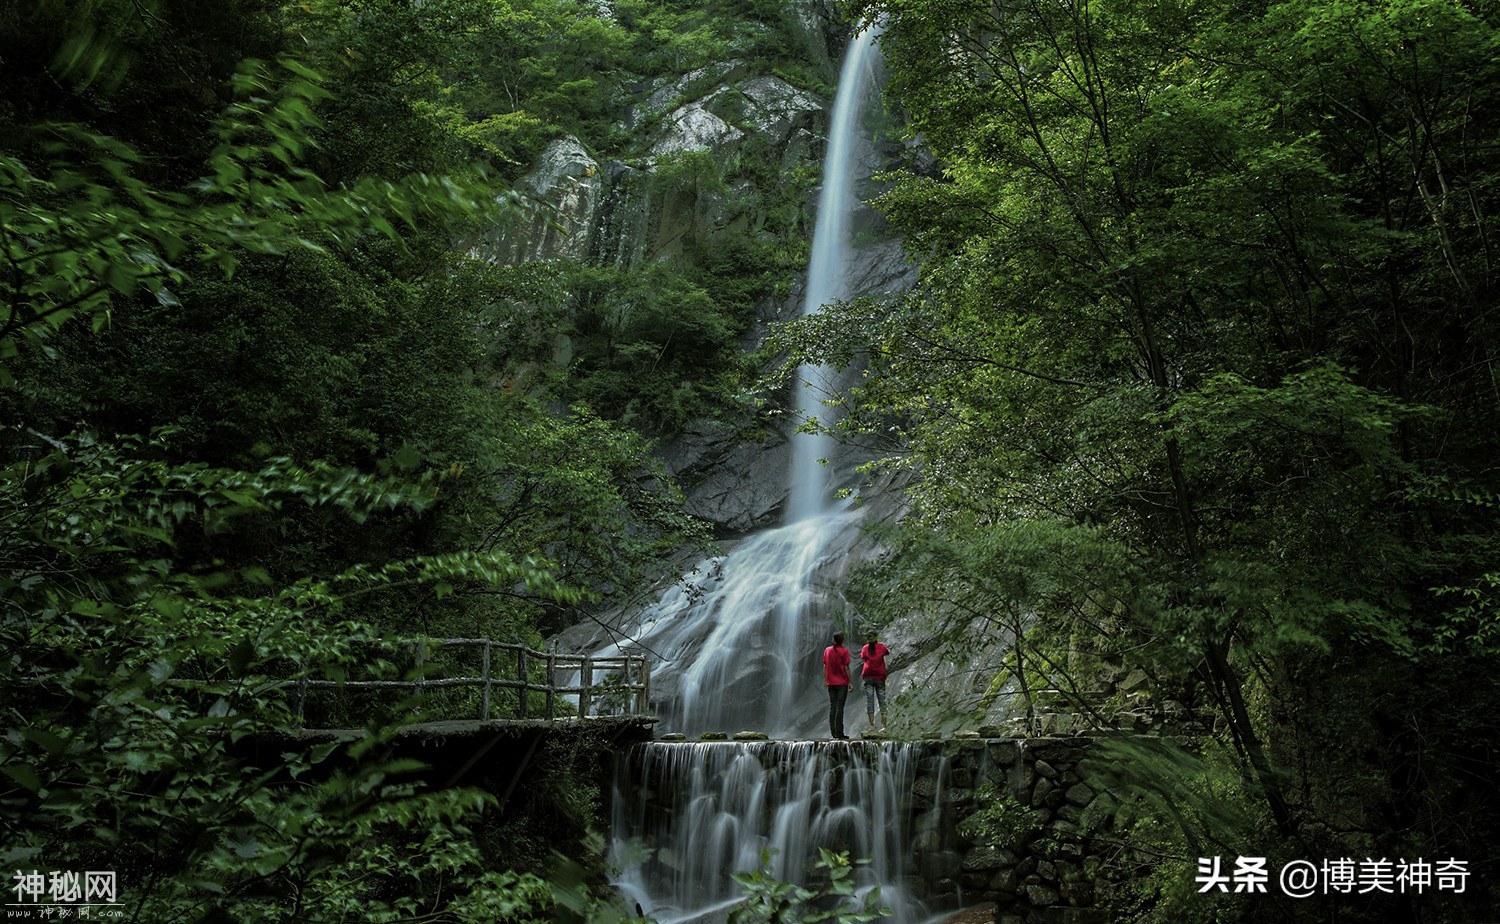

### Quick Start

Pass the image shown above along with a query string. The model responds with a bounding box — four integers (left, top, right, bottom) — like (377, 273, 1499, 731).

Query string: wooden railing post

(480, 641, 492, 721)
(414, 642, 426, 716)
(622, 656, 633, 716)
(280, 638, 650, 730)
(579, 657, 592, 718)
(295, 677, 308, 726)
(517, 647, 528, 720)
(545, 652, 555, 718)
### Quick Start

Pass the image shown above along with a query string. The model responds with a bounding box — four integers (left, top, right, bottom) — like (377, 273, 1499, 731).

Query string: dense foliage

(12, 0, 1497, 919)
(0, 0, 833, 918)
(786, 0, 1500, 919)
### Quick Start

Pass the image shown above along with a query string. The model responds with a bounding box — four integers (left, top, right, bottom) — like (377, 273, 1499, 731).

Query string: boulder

(634, 59, 749, 128)
(486, 136, 602, 264)
(717, 76, 823, 146)
(651, 103, 746, 156)
(961, 847, 1007, 872)
(1032, 776, 1055, 808)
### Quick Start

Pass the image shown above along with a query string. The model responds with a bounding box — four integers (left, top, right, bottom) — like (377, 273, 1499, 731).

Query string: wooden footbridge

(233, 638, 657, 797)
(283, 638, 657, 742)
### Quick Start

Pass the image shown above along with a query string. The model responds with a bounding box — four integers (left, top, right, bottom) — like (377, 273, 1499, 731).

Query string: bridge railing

(291, 638, 650, 726)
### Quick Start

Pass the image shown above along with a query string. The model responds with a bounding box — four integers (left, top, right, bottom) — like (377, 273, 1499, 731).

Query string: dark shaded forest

(2, 0, 1498, 921)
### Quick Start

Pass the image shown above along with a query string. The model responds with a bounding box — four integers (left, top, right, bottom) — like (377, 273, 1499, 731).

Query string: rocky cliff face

(490, 70, 822, 276)
(481, 1, 915, 537)
(486, 136, 604, 265)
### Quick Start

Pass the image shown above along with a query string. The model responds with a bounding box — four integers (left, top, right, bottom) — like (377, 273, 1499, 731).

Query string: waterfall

(627, 511, 868, 736)
(601, 25, 930, 923)
(787, 25, 881, 522)
(592, 25, 886, 739)
(612, 741, 944, 924)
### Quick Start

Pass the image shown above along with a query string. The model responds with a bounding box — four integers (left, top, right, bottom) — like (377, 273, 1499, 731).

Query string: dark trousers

(828, 685, 849, 738)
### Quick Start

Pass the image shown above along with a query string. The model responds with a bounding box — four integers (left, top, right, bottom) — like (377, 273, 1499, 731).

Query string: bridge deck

(272, 714, 658, 744)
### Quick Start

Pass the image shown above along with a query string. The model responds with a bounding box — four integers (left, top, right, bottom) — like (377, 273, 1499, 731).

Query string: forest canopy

(777, 0, 1500, 917)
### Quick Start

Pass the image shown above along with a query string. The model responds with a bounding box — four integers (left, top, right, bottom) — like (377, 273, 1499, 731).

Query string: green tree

(791, 0, 1500, 916)
(0, 2, 694, 915)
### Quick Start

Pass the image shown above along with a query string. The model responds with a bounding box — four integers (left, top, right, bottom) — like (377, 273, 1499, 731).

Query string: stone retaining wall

(908, 736, 1108, 924)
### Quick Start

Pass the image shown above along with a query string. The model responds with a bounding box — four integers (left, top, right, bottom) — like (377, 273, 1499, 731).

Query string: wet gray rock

(484, 136, 602, 264)
(634, 60, 750, 128)
(842, 236, 917, 300)
(510, 138, 603, 265)
(671, 428, 791, 534)
(711, 76, 823, 146)
(962, 847, 1007, 872)
(650, 103, 746, 156)
(658, 417, 742, 477)
(987, 739, 1020, 767)
(1032, 776, 1055, 808)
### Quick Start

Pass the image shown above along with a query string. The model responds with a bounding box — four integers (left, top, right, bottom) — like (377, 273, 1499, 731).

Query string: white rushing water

(787, 25, 882, 523)
(620, 509, 865, 737)
(613, 741, 939, 924)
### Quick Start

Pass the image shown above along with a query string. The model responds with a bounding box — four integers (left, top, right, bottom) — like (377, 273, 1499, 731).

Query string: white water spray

(612, 741, 941, 924)
(788, 25, 882, 522)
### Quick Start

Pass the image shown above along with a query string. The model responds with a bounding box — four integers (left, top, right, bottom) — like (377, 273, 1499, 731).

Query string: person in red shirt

(823, 632, 851, 740)
(860, 632, 890, 732)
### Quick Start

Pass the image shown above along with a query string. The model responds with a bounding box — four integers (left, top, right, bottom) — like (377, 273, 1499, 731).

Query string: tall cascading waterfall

(787, 25, 880, 525)
(590, 25, 885, 739)
(599, 26, 947, 924)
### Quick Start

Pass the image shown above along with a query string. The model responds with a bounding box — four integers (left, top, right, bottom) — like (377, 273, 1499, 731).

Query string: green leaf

(2, 763, 43, 793)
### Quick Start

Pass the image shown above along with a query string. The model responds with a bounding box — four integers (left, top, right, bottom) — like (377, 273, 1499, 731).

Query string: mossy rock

(699, 732, 729, 741)
(732, 731, 769, 741)
(659, 733, 687, 742)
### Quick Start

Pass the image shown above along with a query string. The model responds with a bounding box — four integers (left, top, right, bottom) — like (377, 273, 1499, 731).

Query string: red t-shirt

(861, 642, 889, 681)
(823, 645, 850, 686)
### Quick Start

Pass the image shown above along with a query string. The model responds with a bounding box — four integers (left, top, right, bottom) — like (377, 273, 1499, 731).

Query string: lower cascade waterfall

(613, 506, 865, 738)
(612, 741, 950, 924)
